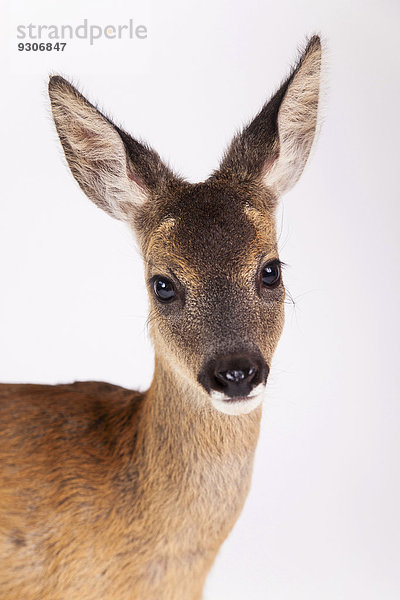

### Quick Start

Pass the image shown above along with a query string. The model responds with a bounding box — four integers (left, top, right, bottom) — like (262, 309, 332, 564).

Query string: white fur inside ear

(265, 39, 322, 197)
(210, 383, 266, 416)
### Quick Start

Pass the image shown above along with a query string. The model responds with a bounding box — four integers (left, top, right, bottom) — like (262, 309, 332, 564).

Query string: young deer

(0, 36, 322, 599)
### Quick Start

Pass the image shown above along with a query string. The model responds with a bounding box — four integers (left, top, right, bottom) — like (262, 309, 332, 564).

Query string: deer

(0, 36, 322, 599)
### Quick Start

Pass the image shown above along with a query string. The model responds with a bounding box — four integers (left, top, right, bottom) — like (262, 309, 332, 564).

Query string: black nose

(198, 353, 269, 399)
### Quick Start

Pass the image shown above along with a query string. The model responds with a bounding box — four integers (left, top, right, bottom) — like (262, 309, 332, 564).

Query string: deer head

(48, 36, 321, 416)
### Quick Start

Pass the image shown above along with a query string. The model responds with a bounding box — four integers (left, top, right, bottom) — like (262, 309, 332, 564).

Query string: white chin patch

(209, 383, 266, 416)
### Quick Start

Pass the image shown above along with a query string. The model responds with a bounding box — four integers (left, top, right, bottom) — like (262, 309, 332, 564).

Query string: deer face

(138, 180, 284, 414)
(48, 36, 321, 415)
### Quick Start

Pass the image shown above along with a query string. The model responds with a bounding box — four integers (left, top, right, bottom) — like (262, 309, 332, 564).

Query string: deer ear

(48, 76, 177, 221)
(214, 36, 322, 199)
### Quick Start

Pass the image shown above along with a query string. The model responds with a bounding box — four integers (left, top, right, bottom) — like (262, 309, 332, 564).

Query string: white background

(1, 1, 400, 598)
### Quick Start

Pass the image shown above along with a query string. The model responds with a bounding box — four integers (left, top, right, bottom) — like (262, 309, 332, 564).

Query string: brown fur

(0, 379, 259, 599)
(0, 36, 322, 598)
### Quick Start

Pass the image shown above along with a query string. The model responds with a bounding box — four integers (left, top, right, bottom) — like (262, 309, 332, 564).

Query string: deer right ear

(214, 36, 322, 200)
(48, 76, 177, 221)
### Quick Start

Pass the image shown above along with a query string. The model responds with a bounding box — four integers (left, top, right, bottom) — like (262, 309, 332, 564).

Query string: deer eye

(261, 260, 281, 287)
(153, 277, 176, 302)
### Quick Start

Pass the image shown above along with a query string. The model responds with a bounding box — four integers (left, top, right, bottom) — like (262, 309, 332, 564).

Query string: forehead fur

(140, 179, 277, 275)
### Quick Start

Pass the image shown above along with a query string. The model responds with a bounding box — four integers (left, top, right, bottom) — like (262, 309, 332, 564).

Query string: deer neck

(134, 355, 262, 521)
(143, 355, 262, 460)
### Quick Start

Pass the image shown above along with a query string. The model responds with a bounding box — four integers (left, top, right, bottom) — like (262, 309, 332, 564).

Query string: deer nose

(198, 353, 269, 399)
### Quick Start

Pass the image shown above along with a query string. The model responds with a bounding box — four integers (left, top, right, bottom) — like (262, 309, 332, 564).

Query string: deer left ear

(214, 36, 322, 199)
(48, 76, 179, 222)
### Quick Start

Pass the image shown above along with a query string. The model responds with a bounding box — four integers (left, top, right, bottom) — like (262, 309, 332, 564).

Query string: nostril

(215, 366, 257, 387)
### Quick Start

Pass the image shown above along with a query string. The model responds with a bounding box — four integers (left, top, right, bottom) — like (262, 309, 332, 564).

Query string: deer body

(0, 375, 259, 599)
(0, 37, 322, 598)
